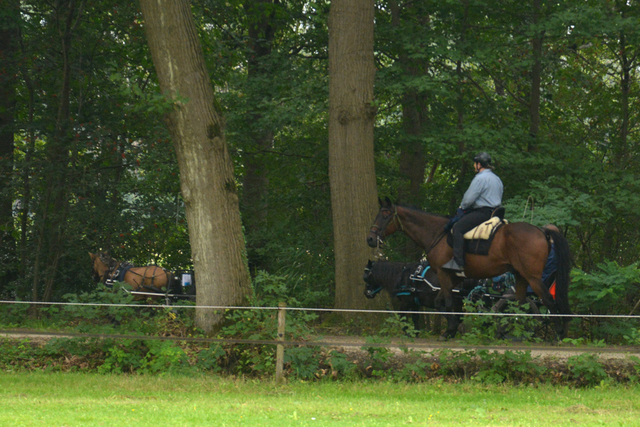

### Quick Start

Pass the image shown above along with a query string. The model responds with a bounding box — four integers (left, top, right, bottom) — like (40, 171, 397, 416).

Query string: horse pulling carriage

(89, 252, 195, 303)
(366, 197, 571, 340)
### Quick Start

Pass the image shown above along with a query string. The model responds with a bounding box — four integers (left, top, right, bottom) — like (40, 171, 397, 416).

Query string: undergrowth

(0, 282, 638, 387)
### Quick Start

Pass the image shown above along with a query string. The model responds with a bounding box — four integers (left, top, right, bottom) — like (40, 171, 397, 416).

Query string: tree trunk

(0, 0, 20, 291)
(241, 1, 276, 274)
(35, 0, 80, 302)
(139, 0, 252, 333)
(528, 0, 543, 152)
(329, 0, 381, 316)
(390, 0, 428, 260)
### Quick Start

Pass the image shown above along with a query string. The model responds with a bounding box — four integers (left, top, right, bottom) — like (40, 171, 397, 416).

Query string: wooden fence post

(275, 302, 286, 384)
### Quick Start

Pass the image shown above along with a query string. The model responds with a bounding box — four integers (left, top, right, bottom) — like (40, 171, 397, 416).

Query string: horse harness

(102, 261, 166, 293)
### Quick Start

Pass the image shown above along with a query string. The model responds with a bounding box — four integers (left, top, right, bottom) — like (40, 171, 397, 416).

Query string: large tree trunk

(329, 0, 382, 316)
(139, 0, 252, 333)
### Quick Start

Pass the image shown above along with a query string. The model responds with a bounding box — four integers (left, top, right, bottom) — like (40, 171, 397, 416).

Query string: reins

(371, 204, 446, 257)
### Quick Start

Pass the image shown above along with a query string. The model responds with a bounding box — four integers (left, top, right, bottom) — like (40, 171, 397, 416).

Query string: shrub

(567, 353, 609, 387)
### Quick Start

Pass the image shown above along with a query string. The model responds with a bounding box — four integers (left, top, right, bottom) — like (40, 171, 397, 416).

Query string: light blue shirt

(460, 169, 503, 210)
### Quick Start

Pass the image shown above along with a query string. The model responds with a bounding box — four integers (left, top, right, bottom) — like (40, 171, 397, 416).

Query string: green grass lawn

(0, 373, 638, 426)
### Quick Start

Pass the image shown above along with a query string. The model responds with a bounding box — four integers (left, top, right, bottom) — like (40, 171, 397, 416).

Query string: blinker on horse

(367, 197, 572, 339)
(89, 252, 174, 300)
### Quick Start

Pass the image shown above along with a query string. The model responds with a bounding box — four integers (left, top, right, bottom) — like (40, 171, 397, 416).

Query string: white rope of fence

(0, 299, 638, 319)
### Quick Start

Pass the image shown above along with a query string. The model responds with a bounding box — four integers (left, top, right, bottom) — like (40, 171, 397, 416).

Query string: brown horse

(89, 252, 173, 299)
(366, 198, 572, 339)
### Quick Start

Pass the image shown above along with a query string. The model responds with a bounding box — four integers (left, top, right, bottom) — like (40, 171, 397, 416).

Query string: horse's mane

(367, 261, 419, 289)
(397, 204, 450, 220)
(97, 252, 118, 268)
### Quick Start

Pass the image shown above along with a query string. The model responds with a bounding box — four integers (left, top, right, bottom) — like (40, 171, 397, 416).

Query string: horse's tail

(546, 229, 572, 315)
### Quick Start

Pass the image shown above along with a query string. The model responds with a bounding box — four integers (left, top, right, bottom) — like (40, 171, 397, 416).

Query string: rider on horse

(442, 152, 503, 276)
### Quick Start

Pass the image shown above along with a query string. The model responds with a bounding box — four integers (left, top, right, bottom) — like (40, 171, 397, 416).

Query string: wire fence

(2, 298, 639, 381)
(1, 298, 639, 319)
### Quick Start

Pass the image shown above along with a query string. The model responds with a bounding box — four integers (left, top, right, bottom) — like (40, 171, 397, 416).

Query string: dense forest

(0, 1, 639, 336)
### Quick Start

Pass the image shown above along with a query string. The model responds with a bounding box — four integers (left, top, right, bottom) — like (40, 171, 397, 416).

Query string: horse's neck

(398, 208, 447, 248)
(372, 263, 403, 290)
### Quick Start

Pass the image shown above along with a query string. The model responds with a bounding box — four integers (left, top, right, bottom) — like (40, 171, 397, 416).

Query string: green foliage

(195, 344, 226, 373)
(284, 346, 321, 380)
(378, 313, 418, 338)
(571, 262, 640, 314)
(362, 337, 394, 378)
(142, 340, 190, 375)
(97, 339, 148, 374)
(472, 350, 547, 385)
(324, 350, 357, 380)
(394, 352, 429, 383)
(628, 356, 640, 383)
(436, 349, 477, 380)
(570, 262, 640, 343)
(461, 300, 541, 345)
(567, 353, 609, 387)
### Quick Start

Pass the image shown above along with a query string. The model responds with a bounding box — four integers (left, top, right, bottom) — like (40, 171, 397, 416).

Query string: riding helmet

(473, 152, 492, 168)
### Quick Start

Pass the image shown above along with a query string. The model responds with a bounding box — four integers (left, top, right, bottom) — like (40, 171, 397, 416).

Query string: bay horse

(89, 252, 173, 300)
(366, 198, 572, 339)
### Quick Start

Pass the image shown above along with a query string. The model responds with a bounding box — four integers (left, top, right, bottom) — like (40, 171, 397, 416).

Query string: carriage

(90, 252, 196, 303)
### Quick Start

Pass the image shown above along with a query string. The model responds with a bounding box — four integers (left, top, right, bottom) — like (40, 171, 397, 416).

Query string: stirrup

(442, 259, 466, 277)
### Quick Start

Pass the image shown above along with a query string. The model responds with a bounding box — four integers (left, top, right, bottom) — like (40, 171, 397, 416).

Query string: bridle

(93, 254, 125, 284)
(369, 205, 404, 246)
(363, 263, 382, 299)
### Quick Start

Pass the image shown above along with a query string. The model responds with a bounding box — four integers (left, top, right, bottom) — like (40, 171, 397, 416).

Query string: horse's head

(89, 251, 116, 283)
(367, 197, 402, 248)
(363, 260, 381, 299)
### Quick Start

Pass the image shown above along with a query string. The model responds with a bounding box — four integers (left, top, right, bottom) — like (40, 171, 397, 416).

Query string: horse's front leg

(435, 273, 459, 340)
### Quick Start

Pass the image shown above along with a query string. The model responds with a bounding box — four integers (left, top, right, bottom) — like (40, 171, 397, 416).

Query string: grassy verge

(0, 373, 638, 426)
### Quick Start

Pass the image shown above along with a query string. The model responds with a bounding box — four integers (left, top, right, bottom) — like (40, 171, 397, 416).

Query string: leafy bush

(472, 350, 547, 384)
(141, 340, 190, 375)
(567, 353, 609, 387)
(195, 344, 226, 373)
(323, 350, 357, 379)
(379, 313, 418, 338)
(461, 300, 542, 344)
(571, 262, 640, 343)
(571, 262, 640, 314)
(285, 346, 321, 380)
(98, 339, 148, 374)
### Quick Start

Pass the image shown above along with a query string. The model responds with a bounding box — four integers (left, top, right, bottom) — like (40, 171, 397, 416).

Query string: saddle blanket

(448, 217, 507, 256)
(463, 216, 506, 240)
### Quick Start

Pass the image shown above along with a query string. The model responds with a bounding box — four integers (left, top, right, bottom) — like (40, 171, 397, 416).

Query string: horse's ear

(89, 252, 95, 260)
(385, 196, 392, 206)
(366, 259, 373, 268)
(378, 197, 383, 207)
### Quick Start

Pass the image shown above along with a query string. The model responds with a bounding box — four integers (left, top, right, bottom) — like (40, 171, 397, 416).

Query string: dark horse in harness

(363, 260, 472, 333)
(89, 252, 174, 300)
(366, 198, 572, 340)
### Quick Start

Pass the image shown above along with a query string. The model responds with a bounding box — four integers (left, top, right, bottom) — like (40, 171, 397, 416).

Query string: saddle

(448, 207, 507, 256)
(463, 216, 506, 240)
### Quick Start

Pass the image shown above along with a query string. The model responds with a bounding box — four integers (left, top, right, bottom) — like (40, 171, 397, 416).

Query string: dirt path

(312, 335, 640, 362)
